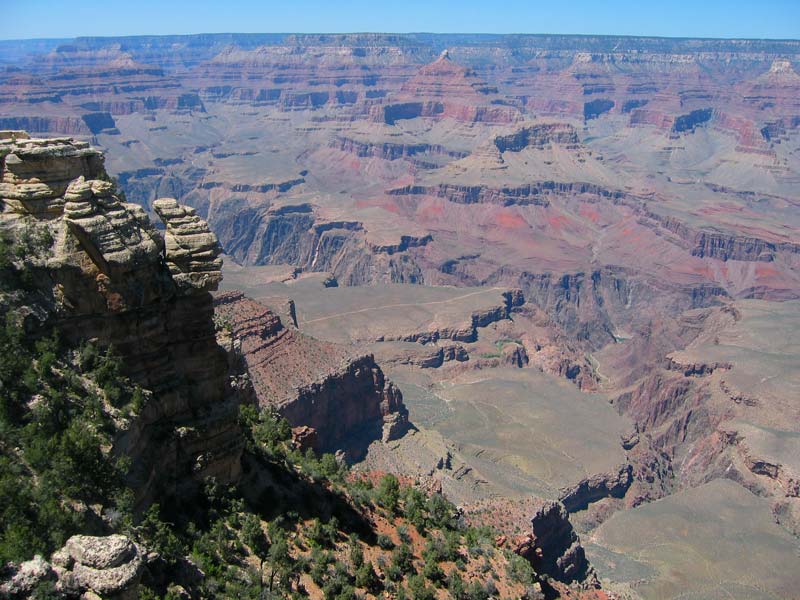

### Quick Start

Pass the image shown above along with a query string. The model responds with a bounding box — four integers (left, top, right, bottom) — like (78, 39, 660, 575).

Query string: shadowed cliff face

(0, 132, 243, 508)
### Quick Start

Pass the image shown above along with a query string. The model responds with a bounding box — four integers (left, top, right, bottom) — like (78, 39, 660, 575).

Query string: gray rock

(65, 535, 136, 570)
(58, 535, 144, 598)
(0, 556, 54, 597)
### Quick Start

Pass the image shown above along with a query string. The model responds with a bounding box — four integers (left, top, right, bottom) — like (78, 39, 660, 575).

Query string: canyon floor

(220, 263, 800, 599)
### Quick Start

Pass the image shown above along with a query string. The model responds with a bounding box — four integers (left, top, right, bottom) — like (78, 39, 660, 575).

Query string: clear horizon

(2, 0, 799, 42)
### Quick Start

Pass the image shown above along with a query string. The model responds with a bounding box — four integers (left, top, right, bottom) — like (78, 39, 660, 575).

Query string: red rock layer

(214, 291, 409, 455)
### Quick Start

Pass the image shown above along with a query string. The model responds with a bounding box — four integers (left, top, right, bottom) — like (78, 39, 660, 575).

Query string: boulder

(57, 535, 144, 599)
(0, 535, 143, 599)
(0, 556, 54, 598)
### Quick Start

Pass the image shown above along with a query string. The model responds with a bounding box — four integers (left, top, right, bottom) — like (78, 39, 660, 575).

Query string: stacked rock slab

(63, 177, 164, 275)
(0, 133, 244, 509)
(152, 197, 223, 292)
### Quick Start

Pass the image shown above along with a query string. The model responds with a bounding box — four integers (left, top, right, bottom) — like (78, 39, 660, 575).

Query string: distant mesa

(375, 51, 520, 124)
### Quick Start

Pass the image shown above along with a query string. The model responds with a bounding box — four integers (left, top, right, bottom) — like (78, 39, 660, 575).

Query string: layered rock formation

(3, 33, 799, 146)
(213, 291, 409, 457)
(615, 301, 800, 528)
(210, 201, 428, 286)
(9, 33, 794, 314)
(374, 50, 521, 125)
(0, 43, 201, 136)
(494, 123, 580, 152)
(153, 197, 223, 291)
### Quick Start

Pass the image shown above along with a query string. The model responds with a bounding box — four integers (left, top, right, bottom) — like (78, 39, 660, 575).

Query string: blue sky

(2, 0, 798, 40)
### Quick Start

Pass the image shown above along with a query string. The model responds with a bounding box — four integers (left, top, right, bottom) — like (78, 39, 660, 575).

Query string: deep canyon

(2, 32, 800, 599)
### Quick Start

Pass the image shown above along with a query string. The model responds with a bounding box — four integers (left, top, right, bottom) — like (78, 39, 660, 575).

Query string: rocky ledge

(494, 122, 580, 152)
(559, 464, 633, 513)
(214, 291, 410, 458)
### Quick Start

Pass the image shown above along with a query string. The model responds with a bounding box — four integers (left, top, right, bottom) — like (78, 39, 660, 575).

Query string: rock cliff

(213, 291, 410, 458)
(211, 204, 427, 285)
(0, 132, 244, 509)
(494, 123, 580, 152)
(522, 501, 591, 583)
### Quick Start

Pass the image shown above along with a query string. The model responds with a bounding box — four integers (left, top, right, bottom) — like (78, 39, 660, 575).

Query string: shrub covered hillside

(130, 405, 546, 599)
(0, 313, 543, 598)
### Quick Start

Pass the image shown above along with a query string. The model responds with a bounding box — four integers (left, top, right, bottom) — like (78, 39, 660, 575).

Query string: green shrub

(421, 553, 445, 585)
(448, 571, 465, 600)
(397, 524, 411, 544)
(308, 516, 338, 548)
(392, 543, 415, 575)
(354, 560, 380, 592)
(506, 552, 536, 585)
(240, 513, 268, 558)
(402, 487, 427, 531)
(138, 504, 185, 565)
(349, 538, 364, 569)
(376, 474, 400, 514)
(426, 493, 457, 530)
(310, 546, 332, 585)
(407, 574, 436, 600)
(384, 561, 403, 582)
(242, 405, 292, 456)
(465, 579, 491, 600)
(0, 319, 135, 563)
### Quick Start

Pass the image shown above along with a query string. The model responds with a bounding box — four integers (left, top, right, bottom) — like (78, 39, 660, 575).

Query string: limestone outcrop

(0, 134, 245, 509)
(0, 535, 144, 599)
(152, 197, 222, 292)
(63, 176, 164, 275)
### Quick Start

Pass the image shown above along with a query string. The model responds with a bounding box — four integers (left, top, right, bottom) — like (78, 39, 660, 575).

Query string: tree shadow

(238, 451, 377, 544)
